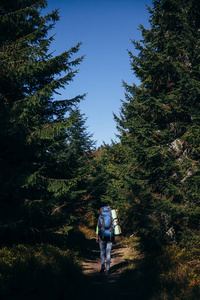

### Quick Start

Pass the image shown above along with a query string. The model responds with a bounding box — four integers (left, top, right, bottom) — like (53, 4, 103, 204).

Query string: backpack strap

(106, 215, 113, 241)
(98, 215, 105, 239)
(110, 217, 114, 240)
(98, 217, 102, 234)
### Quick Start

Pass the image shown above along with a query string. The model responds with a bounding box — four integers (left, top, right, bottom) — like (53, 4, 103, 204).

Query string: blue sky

(46, 0, 152, 147)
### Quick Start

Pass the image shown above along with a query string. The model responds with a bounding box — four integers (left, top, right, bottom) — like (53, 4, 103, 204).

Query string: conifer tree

(0, 0, 92, 243)
(86, 142, 127, 229)
(115, 0, 200, 249)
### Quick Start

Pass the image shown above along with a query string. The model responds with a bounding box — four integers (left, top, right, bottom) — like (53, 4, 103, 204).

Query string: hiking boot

(100, 265, 105, 273)
(105, 269, 110, 275)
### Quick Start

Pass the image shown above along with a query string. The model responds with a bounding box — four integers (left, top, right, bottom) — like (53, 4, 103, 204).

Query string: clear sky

(45, 0, 152, 147)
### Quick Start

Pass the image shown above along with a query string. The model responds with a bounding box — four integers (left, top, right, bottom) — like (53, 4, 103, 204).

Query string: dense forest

(0, 0, 200, 299)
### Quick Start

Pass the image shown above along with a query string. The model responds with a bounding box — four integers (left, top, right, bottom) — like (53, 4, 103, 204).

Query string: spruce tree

(0, 0, 92, 243)
(86, 142, 127, 228)
(115, 0, 200, 249)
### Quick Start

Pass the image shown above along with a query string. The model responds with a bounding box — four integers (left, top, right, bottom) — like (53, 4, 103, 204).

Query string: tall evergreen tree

(115, 0, 200, 249)
(88, 143, 127, 212)
(0, 0, 92, 243)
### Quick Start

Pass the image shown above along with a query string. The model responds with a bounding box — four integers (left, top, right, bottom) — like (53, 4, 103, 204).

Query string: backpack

(98, 206, 114, 240)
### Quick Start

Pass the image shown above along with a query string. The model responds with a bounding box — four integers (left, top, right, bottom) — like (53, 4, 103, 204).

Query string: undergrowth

(0, 243, 85, 300)
(1, 230, 200, 300)
(157, 244, 200, 299)
(117, 236, 200, 299)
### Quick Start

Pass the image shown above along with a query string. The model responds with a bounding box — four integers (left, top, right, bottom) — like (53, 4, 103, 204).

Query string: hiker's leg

(99, 238, 106, 268)
(105, 241, 113, 271)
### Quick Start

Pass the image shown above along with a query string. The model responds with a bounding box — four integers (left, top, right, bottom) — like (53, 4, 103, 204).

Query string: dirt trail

(81, 230, 160, 300)
(82, 235, 132, 300)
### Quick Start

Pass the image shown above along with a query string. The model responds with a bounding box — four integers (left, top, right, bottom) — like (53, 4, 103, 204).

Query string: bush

(158, 245, 200, 299)
(0, 243, 84, 299)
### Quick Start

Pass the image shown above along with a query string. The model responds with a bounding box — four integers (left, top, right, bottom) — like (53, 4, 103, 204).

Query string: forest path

(80, 228, 162, 299)
(81, 232, 133, 300)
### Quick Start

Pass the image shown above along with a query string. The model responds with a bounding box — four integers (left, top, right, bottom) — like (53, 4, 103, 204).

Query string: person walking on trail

(96, 206, 115, 275)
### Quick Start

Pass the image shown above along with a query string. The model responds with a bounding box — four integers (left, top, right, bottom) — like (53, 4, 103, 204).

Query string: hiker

(96, 206, 115, 274)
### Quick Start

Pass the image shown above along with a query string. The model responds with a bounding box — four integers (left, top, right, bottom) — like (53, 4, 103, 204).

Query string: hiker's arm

(96, 222, 99, 243)
(96, 234, 99, 243)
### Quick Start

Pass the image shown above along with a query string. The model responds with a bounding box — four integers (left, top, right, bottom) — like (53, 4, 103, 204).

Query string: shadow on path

(82, 236, 159, 300)
(82, 237, 131, 300)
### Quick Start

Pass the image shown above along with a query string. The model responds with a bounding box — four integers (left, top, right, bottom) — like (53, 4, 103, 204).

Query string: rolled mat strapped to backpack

(111, 209, 122, 235)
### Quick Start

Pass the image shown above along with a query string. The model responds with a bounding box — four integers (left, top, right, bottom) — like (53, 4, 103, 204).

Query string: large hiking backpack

(98, 206, 114, 240)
